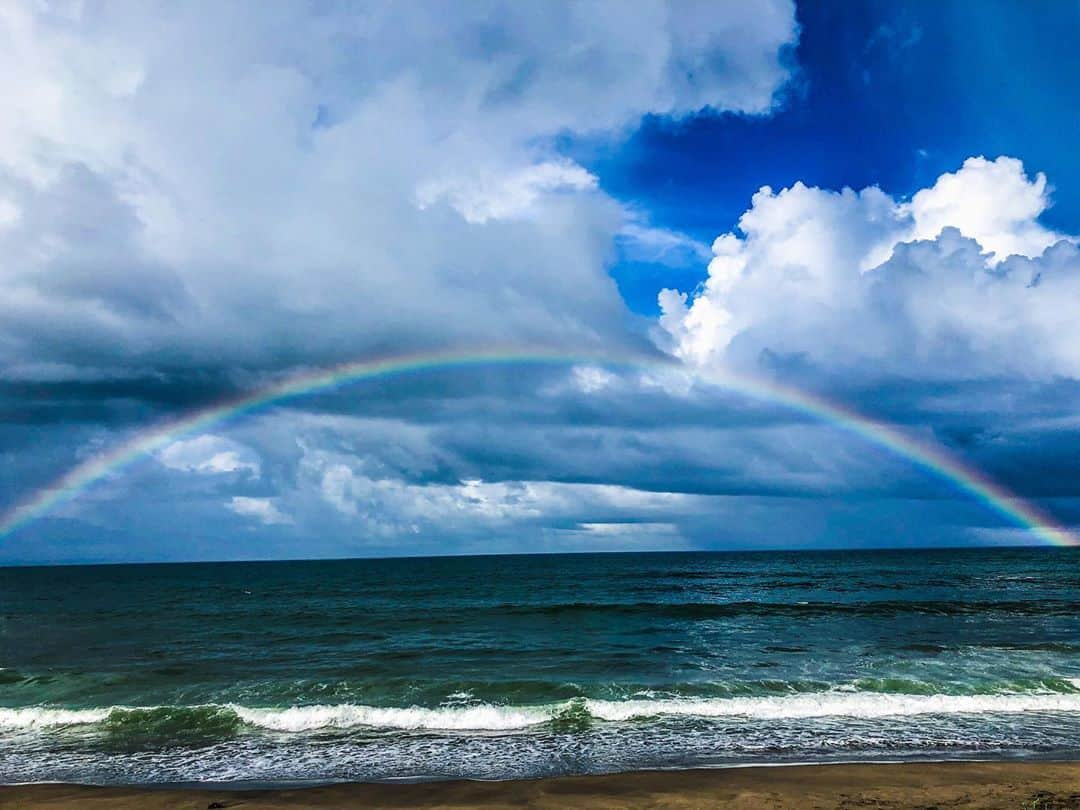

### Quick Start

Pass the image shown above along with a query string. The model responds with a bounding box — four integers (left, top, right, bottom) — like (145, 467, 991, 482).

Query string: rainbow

(0, 348, 1074, 546)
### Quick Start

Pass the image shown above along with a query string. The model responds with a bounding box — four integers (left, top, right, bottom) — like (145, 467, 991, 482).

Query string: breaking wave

(5, 685, 1080, 734)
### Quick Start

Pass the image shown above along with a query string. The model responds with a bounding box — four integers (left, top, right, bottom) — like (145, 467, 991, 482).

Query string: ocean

(1, 548, 1079, 785)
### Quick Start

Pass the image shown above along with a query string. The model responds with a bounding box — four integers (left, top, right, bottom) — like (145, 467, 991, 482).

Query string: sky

(0, 0, 1077, 564)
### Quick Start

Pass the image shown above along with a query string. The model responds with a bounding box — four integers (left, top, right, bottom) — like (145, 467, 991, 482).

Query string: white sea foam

(583, 692, 1080, 722)
(4, 690, 1080, 733)
(0, 707, 112, 729)
(230, 703, 552, 731)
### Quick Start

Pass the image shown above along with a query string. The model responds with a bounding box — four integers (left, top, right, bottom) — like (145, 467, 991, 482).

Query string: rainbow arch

(0, 348, 1074, 546)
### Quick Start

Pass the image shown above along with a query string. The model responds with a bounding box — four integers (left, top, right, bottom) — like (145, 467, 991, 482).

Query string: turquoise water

(1, 548, 1079, 784)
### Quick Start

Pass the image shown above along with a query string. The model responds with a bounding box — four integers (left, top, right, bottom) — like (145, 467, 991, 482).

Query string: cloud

(557, 521, 686, 550)
(0, 0, 798, 383)
(659, 156, 1079, 379)
(906, 157, 1061, 263)
(0, 0, 813, 561)
(5, 367, 1076, 562)
(10, 4, 1070, 561)
(616, 217, 712, 267)
(571, 365, 618, 393)
(290, 435, 697, 544)
(157, 434, 260, 476)
(227, 496, 291, 526)
(416, 159, 598, 224)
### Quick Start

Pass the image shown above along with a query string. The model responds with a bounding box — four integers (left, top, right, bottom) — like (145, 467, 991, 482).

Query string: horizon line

(1, 541, 1073, 570)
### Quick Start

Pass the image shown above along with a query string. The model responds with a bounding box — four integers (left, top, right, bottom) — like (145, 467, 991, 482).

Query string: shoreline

(4, 761, 1080, 808)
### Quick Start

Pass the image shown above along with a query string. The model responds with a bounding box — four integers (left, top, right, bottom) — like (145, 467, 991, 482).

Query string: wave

(230, 703, 550, 731)
(0, 707, 112, 729)
(5, 687, 1080, 734)
(233, 685, 1080, 729)
(583, 691, 1080, 723)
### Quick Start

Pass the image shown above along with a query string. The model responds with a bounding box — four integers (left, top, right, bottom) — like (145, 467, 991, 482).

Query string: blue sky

(0, 0, 1077, 563)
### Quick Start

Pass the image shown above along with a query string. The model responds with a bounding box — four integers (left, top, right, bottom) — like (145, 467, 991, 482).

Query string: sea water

(1, 548, 1078, 784)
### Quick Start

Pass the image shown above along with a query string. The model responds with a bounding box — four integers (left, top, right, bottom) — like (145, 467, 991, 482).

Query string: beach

(3, 762, 1080, 808)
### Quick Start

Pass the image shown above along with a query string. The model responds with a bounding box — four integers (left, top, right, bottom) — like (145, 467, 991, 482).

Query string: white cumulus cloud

(905, 156, 1061, 263)
(659, 156, 1079, 378)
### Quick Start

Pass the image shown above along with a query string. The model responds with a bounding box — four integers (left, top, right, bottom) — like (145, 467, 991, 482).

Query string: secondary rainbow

(0, 348, 1074, 546)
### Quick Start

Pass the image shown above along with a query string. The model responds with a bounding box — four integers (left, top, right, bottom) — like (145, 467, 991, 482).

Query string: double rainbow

(0, 349, 1074, 546)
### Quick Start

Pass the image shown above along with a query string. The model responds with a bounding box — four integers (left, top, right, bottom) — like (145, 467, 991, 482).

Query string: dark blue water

(1, 548, 1079, 784)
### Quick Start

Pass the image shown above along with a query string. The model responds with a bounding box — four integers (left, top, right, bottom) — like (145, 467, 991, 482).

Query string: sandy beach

(3, 761, 1079, 809)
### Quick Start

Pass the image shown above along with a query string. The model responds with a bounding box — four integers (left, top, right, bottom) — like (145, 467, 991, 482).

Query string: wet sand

(3, 761, 1080, 809)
